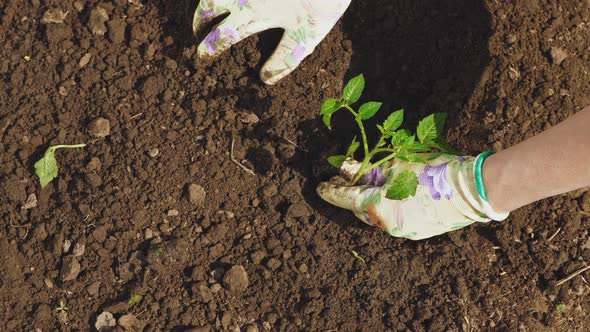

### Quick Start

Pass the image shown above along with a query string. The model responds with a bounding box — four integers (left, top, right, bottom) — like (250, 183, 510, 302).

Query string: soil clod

(60, 255, 81, 282)
(222, 265, 249, 292)
(95, 311, 116, 332)
(88, 117, 111, 138)
(88, 7, 109, 36)
(188, 184, 206, 206)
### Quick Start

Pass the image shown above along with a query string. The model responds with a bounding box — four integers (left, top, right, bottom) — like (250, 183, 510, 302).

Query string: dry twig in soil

(556, 265, 590, 286)
(230, 138, 256, 176)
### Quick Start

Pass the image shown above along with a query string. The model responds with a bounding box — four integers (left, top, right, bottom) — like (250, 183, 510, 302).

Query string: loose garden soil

(2, 0, 590, 331)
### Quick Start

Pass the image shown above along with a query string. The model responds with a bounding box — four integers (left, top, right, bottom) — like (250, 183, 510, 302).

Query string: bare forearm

(483, 106, 590, 213)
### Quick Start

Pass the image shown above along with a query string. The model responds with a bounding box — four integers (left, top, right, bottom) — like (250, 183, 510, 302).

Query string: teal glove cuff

(474, 151, 509, 221)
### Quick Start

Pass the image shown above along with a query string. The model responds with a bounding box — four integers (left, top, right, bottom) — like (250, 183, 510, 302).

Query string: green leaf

(417, 113, 447, 143)
(376, 124, 385, 134)
(352, 250, 366, 263)
(392, 129, 411, 146)
(394, 150, 427, 163)
(405, 141, 431, 153)
(430, 137, 461, 155)
(358, 101, 382, 120)
(34, 144, 86, 188)
(346, 136, 360, 157)
(383, 109, 404, 133)
(386, 170, 419, 200)
(322, 113, 333, 129)
(342, 74, 365, 104)
(320, 98, 340, 116)
(35, 147, 59, 189)
(128, 294, 143, 306)
(327, 155, 347, 168)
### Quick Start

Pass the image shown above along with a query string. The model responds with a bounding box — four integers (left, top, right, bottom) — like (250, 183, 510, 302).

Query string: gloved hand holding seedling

(193, 0, 351, 84)
(317, 75, 509, 240)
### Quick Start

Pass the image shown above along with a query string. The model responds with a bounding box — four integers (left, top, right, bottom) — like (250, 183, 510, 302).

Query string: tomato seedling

(320, 74, 458, 200)
(34, 144, 86, 188)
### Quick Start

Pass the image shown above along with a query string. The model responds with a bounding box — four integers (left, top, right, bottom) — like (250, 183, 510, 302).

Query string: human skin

(483, 105, 590, 213)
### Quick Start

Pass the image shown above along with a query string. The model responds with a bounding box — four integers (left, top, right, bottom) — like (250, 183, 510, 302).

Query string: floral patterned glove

(193, 0, 351, 84)
(317, 153, 509, 240)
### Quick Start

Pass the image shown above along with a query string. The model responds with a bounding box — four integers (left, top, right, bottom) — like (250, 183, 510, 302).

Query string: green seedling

(55, 300, 69, 312)
(352, 250, 366, 263)
(320, 74, 457, 200)
(34, 144, 86, 188)
(556, 303, 567, 314)
(128, 294, 143, 306)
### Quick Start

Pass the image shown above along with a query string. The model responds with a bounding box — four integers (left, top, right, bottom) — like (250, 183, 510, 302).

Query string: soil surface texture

(2, 0, 590, 331)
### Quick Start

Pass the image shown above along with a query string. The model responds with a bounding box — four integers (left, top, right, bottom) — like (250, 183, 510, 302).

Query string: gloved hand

(193, 0, 351, 85)
(317, 153, 509, 240)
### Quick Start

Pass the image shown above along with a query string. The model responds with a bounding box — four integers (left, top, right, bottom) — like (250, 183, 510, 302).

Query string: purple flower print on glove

(291, 43, 307, 62)
(418, 163, 453, 200)
(362, 168, 387, 186)
(238, 0, 248, 6)
(200, 9, 216, 20)
(204, 28, 221, 54)
(222, 26, 239, 40)
(203, 26, 239, 54)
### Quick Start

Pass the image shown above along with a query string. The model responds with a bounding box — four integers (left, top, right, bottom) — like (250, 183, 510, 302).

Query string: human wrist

(481, 153, 513, 214)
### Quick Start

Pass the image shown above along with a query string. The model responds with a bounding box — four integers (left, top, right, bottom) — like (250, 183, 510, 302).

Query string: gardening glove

(193, 0, 351, 85)
(317, 153, 510, 240)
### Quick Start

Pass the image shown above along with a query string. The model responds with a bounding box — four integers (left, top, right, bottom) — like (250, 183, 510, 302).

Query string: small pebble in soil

(79, 52, 92, 68)
(505, 34, 517, 44)
(188, 183, 206, 206)
(89, 117, 111, 137)
(550, 47, 568, 65)
(222, 265, 249, 292)
(88, 6, 109, 36)
(62, 239, 72, 253)
(60, 255, 80, 281)
(87, 281, 100, 296)
(73, 242, 85, 257)
(22, 193, 37, 210)
(246, 324, 259, 332)
(167, 209, 179, 217)
(95, 311, 116, 332)
(118, 314, 142, 330)
(148, 147, 159, 158)
(41, 9, 67, 24)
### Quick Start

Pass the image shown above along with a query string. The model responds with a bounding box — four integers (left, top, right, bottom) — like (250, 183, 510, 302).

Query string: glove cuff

(474, 151, 509, 221)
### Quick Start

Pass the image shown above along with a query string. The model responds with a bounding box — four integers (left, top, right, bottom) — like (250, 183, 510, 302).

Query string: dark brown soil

(2, 0, 590, 331)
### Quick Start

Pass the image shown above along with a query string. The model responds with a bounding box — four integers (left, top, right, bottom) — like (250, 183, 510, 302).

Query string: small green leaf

(358, 101, 382, 120)
(352, 250, 366, 263)
(417, 113, 447, 143)
(385, 170, 418, 200)
(395, 151, 427, 163)
(34, 144, 86, 188)
(405, 141, 431, 153)
(556, 303, 567, 314)
(392, 129, 411, 146)
(383, 109, 404, 133)
(430, 137, 461, 155)
(327, 155, 347, 168)
(320, 98, 340, 116)
(128, 294, 143, 306)
(322, 113, 333, 129)
(376, 124, 385, 134)
(342, 74, 365, 104)
(346, 136, 360, 157)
